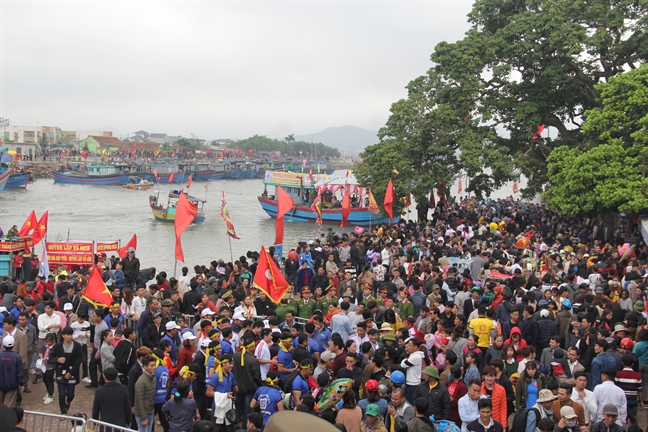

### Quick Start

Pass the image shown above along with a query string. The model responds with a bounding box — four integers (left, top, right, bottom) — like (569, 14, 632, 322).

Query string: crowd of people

(1, 197, 648, 432)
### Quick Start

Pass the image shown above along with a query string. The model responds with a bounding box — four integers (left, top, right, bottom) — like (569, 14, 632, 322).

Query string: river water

(0, 171, 531, 274)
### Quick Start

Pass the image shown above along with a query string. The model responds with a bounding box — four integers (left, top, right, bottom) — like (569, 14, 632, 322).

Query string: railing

(86, 418, 138, 432)
(24, 410, 86, 432)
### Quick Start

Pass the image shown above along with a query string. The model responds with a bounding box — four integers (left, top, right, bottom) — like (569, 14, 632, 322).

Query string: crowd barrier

(24, 410, 86, 432)
(86, 418, 138, 432)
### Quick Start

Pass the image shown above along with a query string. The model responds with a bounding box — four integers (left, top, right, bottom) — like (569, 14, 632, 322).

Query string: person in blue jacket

(250, 371, 284, 426)
(152, 349, 170, 432)
(0, 335, 25, 407)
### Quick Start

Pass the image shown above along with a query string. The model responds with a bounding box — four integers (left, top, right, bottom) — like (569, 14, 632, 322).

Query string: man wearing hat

(413, 365, 451, 420)
(590, 405, 624, 432)
(162, 320, 180, 363)
(316, 284, 337, 312)
(0, 335, 25, 407)
(556, 406, 581, 432)
(361, 403, 388, 432)
(523, 389, 559, 429)
(593, 368, 627, 426)
(121, 247, 140, 290)
(297, 287, 316, 319)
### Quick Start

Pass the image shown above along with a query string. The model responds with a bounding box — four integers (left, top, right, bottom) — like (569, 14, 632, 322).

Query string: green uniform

(395, 300, 413, 319)
(297, 299, 316, 319)
(275, 303, 297, 323)
(317, 297, 336, 313)
(362, 295, 384, 308)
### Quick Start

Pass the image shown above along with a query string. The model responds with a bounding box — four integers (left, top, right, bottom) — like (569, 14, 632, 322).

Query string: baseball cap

(182, 332, 197, 341)
(232, 312, 245, 321)
(127, 247, 135, 252)
(320, 351, 336, 362)
(602, 404, 618, 416)
(2, 335, 15, 348)
(201, 308, 215, 317)
(365, 404, 380, 417)
(540, 309, 550, 318)
(560, 406, 577, 419)
(64, 303, 74, 311)
(200, 339, 211, 349)
(165, 321, 181, 331)
(365, 379, 379, 392)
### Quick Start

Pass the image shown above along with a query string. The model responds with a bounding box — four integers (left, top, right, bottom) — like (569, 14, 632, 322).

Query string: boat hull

(6, 172, 31, 189)
(258, 197, 393, 226)
(189, 170, 215, 181)
(0, 170, 10, 194)
(150, 205, 205, 223)
(154, 172, 187, 184)
(123, 183, 153, 190)
(52, 171, 123, 185)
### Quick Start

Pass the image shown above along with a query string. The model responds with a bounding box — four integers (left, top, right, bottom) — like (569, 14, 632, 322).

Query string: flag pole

(228, 235, 234, 263)
(174, 259, 178, 279)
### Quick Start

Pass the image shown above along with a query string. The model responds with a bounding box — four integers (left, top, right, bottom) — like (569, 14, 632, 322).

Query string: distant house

(149, 133, 169, 144)
(79, 136, 124, 153)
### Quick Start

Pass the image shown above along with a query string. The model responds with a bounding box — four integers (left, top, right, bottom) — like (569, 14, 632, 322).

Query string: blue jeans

(136, 414, 154, 432)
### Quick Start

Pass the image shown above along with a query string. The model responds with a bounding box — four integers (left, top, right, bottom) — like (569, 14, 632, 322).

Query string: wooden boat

(151, 162, 186, 184)
(0, 169, 10, 195)
(6, 171, 32, 189)
(258, 170, 395, 226)
(52, 164, 150, 185)
(122, 176, 153, 190)
(149, 189, 206, 223)
(181, 162, 215, 181)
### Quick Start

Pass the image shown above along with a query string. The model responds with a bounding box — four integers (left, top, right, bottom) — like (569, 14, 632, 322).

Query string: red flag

(275, 186, 295, 245)
(532, 125, 545, 139)
(204, 184, 209, 192)
(31, 211, 48, 244)
(117, 234, 137, 259)
(186, 175, 193, 189)
(83, 265, 114, 307)
(384, 179, 395, 221)
(253, 246, 290, 303)
(153, 168, 158, 178)
(19, 210, 38, 237)
(457, 176, 463, 194)
(169, 172, 175, 183)
(174, 193, 197, 262)
(341, 185, 350, 227)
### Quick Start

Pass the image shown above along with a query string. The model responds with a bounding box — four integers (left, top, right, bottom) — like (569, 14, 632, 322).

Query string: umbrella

(315, 378, 353, 411)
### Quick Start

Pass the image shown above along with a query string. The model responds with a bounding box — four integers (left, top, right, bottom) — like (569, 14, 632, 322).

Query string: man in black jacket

(233, 336, 262, 432)
(121, 248, 140, 290)
(412, 366, 451, 420)
(92, 367, 132, 431)
(191, 339, 209, 419)
(49, 327, 82, 415)
(114, 328, 137, 386)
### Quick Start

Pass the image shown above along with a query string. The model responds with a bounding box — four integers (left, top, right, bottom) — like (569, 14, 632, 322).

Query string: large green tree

(356, 0, 647, 201)
(544, 64, 648, 217)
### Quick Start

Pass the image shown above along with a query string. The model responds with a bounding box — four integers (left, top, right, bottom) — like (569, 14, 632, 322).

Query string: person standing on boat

(122, 248, 140, 290)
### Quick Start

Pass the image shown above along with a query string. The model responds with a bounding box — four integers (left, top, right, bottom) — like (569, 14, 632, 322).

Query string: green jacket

(297, 300, 316, 318)
(396, 300, 413, 319)
(275, 304, 297, 323)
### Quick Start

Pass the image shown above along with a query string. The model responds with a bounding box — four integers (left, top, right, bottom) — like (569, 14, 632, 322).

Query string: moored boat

(52, 164, 150, 185)
(258, 170, 394, 226)
(149, 189, 206, 223)
(151, 162, 186, 183)
(181, 163, 215, 181)
(0, 169, 10, 194)
(6, 171, 32, 189)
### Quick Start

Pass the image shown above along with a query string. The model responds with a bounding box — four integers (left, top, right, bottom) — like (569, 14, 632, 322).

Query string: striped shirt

(615, 368, 643, 407)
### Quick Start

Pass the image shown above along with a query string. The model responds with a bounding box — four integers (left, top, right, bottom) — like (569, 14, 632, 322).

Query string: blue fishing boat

(149, 189, 206, 223)
(181, 162, 215, 181)
(0, 169, 10, 194)
(6, 171, 32, 189)
(52, 164, 150, 185)
(258, 171, 394, 226)
(151, 163, 186, 184)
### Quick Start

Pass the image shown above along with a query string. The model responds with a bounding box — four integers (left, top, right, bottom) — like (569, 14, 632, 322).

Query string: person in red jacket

(481, 366, 507, 428)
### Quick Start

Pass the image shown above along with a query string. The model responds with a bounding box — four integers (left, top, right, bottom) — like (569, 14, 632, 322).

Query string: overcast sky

(1, 1, 473, 140)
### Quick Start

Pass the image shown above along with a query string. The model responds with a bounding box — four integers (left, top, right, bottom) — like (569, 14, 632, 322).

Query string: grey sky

(1, 1, 473, 140)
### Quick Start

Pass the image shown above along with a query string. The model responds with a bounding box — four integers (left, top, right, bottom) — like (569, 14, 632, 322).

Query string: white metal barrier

(86, 418, 138, 432)
(24, 410, 86, 432)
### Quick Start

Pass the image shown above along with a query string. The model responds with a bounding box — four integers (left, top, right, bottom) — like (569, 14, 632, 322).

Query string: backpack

(282, 369, 300, 393)
(512, 407, 540, 432)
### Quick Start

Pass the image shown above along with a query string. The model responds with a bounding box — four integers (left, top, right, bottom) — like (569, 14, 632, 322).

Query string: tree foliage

(231, 135, 340, 158)
(545, 64, 648, 217)
(355, 0, 647, 202)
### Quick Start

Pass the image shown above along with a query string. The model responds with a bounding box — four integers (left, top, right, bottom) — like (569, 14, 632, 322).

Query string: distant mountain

(295, 126, 379, 154)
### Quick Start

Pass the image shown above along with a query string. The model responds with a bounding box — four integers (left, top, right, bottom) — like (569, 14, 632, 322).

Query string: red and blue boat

(0, 169, 10, 194)
(52, 164, 150, 185)
(258, 171, 394, 226)
(151, 162, 186, 184)
(181, 162, 215, 181)
(6, 171, 32, 189)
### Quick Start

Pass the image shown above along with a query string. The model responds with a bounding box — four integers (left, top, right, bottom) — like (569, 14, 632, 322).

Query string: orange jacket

(481, 382, 507, 428)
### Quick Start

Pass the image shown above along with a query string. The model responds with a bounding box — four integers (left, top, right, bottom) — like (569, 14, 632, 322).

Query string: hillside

(295, 126, 379, 154)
